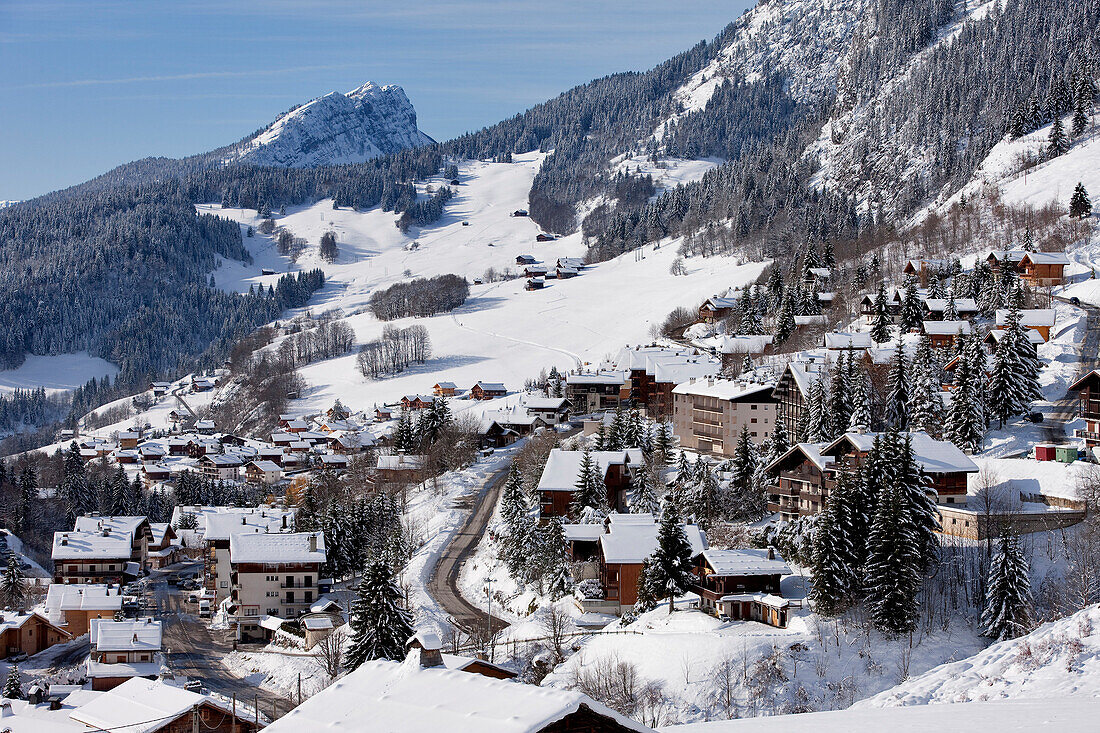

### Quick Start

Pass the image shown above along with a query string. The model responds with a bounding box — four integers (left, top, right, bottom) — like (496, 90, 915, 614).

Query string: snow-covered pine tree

(571, 450, 607, 522)
(538, 518, 573, 601)
(343, 558, 414, 671)
(0, 553, 26, 609)
(766, 268, 784, 309)
(980, 535, 1034, 641)
(870, 282, 893, 344)
(884, 347, 909, 430)
(810, 465, 860, 615)
(61, 441, 89, 526)
(893, 432, 940, 570)
(741, 353, 754, 375)
(864, 464, 922, 636)
(947, 333, 986, 452)
(626, 463, 660, 515)
(728, 425, 761, 519)
(653, 421, 675, 466)
(943, 297, 959, 321)
(847, 366, 872, 433)
(774, 289, 796, 345)
(908, 334, 945, 437)
(687, 466, 721, 529)
(1070, 182, 1092, 219)
(3, 665, 22, 700)
(805, 377, 829, 442)
(899, 276, 924, 333)
(927, 273, 945, 300)
(499, 464, 532, 577)
(828, 353, 852, 438)
(987, 326, 1020, 428)
(636, 503, 695, 613)
(1046, 115, 1069, 159)
(14, 467, 36, 535)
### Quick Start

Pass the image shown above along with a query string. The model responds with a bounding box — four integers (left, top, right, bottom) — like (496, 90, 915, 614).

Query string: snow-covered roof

(229, 531, 326, 565)
(73, 515, 147, 537)
(90, 618, 162, 652)
(699, 548, 791, 577)
(985, 328, 1045, 345)
(565, 371, 627, 385)
(68, 677, 242, 733)
(653, 360, 721, 385)
(263, 657, 652, 733)
(536, 449, 634, 492)
(922, 320, 972, 336)
(562, 524, 606, 543)
(599, 519, 707, 565)
(793, 314, 827, 326)
(248, 460, 282, 472)
(823, 432, 979, 474)
(474, 381, 507, 391)
(202, 453, 244, 466)
(996, 309, 1056, 327)
(823, 332, 872, 349)
(434, 381, 457, 389)
(1020, 250, 1070, 265)
(717, 335, 774, 354)
(671, 378, 774, 402)
(923, 297, 978, 312)
(202, 508, 295, 540)
(52, 530, 133, 560)
(303, 616, 334, 631)
(763, 442, 832, 474)
(378, 454, 426, 470)
(320, 454, 348, 464)
(523, 396, 569, 410)
(987, 249, 1027, 263)
(44, 584, 124, 614)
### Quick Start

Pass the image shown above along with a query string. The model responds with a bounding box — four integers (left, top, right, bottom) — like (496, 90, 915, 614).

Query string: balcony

(280, 581, 315, 589)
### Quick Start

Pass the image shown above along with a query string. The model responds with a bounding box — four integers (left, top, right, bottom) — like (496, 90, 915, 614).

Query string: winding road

(1043, 295, 1100, 443)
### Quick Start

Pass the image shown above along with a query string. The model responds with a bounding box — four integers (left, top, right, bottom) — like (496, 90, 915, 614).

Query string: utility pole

(255, 694, 259, 729)
(298, 673, 302, 706)
(232, 694, 237, 733)
(192, 707, 199, 733)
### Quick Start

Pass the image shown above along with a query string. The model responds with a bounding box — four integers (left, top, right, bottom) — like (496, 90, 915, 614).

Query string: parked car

(199, 599, 212, 618)
(1028, 412, 1044, 423)
(187, 592, 199, 604)
(1071, 296, 1081, 306)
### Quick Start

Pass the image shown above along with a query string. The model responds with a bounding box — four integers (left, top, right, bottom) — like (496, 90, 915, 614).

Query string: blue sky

(0, 1, 754, 201)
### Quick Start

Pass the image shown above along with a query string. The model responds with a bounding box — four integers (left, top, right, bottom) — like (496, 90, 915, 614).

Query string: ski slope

(0, 352, 119, 395)
(199, 152, 767, 414)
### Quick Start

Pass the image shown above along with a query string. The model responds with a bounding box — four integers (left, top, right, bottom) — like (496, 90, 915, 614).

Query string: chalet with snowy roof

(620, 346, 721, 417)
(1069, 370, 1100, 445)
(821, 431, 979, 505)
(190, 375, 216, 392)
(319, 453, 349, 470)
(150, 381, 172, 395)
(433, 381, 458, 396)
(593, 513, 707, 613)
(515, 254, 537, 265)
(859, 287, 904, 322)
(764, 442, 833, 521)
(922, 297, 979, 321)
(523, 264, 549, 277)
(983, 327, 1045, 354)
(522, 396, 571, 423)
(699, 295, 739, 322)
(1, 610, 72, 659)
(803, 266, 831, 286)
(986, 249, 1027, 272)
(557, 257, 585, 270)
(147, 523, 179, 568)
(86, 618, 163, 691)
(117, 430, 141, 449)
(53, 530, 138, 585)
(195, 419, 215, 434)
(1018, 250, 1070, 287)
(245, 460, 283, 485)
(140, 463, 171, 487)
(996, 308, 1056, 342)
(903, 258, 950, 284)
(923, 319, 972, 349)
(64, 677, 264, 733)
(375, 405, 394, 422)
(228, 532, 326, 641)
(327, 430, 373, 453)
(73, 516, 152, 568)
(263, 656, 650, 733)
(43, 584, 124, 636)
(536, 232, 556, 242)
(556, 266, 579, 279)
(536, 449, 643, 517)
(565, 371, 628, 412)
(823, 331, 872, 351)
(671, 378, 777, 455)
(525, 277, 546, 290)
(401, 394, 436, 411)
(470, 381, 507, 400)
(691, 548, 793, 627)
(376, 454, 426, 484)
(199, 453, 243, 481)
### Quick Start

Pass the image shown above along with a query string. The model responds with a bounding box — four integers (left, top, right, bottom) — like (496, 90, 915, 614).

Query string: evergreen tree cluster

(367, 274, 469, 321)
(497, 465, 572, 599)
(809, 431, 940, 634)
(344, 557, 414, 671)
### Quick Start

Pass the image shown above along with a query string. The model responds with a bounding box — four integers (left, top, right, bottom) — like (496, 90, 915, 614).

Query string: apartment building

(671, 377, 777, 455)
(227, 532, 327, 641)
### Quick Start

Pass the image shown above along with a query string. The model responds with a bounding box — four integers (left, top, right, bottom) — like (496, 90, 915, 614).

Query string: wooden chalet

(470, 381, 506, 400)
(764, 442, 833, 521)
(525, 277, 546, 290)
(986, 249, 1027, 272)
(1069, 369, 1100, 445)
(903, 258, 949, 285)
(922, 319, 971, 349)
(0, 611, 72, 659)
(922, 297, 979, 321)
(564, 371, 628, 413)
(1018, 251, 1070, 287)
(536, 233, 555, 242)
(691, 548, 792, 627)
(699, 296, 738, 323)
(433, 381, 457, 396)
(995, 308, 1056, 342)
(535, 449, 640, 517)
(515, 254, 537, 265)
(400, 394, 436, 411)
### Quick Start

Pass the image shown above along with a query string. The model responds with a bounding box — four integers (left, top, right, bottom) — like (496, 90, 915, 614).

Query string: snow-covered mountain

(225, 82, 434, 168)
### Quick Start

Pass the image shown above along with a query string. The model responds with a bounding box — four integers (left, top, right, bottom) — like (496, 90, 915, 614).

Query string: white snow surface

(0, 352, 118, 395)
(857, 604, 1100, 707)
(225, 82, 433, 168)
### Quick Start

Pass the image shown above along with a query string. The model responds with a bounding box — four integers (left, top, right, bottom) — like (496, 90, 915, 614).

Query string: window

(220, 581, 228, 588)
(265, 591, 280, 598)
(750, 418, 757, 424)
(265, 575, 280, 582)
(244, 607, 258, 616)
(304, 591, 313, 603)
(751, 404, 758, 410)
(266, 608, 278, 616)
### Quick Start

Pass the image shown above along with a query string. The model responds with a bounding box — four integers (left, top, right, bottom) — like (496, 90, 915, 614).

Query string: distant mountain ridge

(226, 82, 434, 168)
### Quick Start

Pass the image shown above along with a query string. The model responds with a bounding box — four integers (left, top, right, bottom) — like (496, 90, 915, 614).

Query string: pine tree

(1069, 182, 1092, 219)
(3, 665, 22, 700)
(728, 425, 762, 519)
(636, 504, 695, 613)
(847, 366, 871, 433)
(1072, 94, 1089, 137)
(908, 335, 945, 437)
(653, 422, 675, 466)
(828, 353, 852, 438)
(899, 276, 923, 332)
(343, 559, 413, 671)
(980, 536, 1034, 641)
(571, 450, 607, 521)
(1046, 115, 1069, 159)
(987, 327, 1020, 428)
(870, 282, 893, 344)
(14, 466, 36, 535)
(805, 378, 829, 442)
(864, 469, 922, 635)
(627, 465, 660, 515)
(499, 465, 533, 578)
(893, 433, 940, 570)
(810, 466, 859, 615)
(0, 553, 26, 609)
(687, 466, 721, 529)
(884, 348, 909, 430)
(61, 442, 89, 527)
(774, 289, 796, 345)
(539, 518, 572, 601)
(946, 333, 986, 452)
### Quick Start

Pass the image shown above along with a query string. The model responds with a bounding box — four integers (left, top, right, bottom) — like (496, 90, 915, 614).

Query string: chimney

(0, 701, 11, 718)
(767, 547, 776, 561)
(407, 632, 444, 668)
(282, 516, 288, 530)
(309, 534, 318, 552)
(61, 537, 68, 546)
(241, 516, 246, 525)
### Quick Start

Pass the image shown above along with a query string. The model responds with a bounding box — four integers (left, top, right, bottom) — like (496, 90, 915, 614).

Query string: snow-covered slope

(226, 82, 433, 168)
(196, 152, 766, 416)
(857, 604, 1100, 707)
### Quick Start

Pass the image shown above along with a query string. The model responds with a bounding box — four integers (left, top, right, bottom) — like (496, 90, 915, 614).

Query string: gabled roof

(90, 619, 161, 652)
(599, 518, 707, 564)
(672, 378, 775, 402)
(68, 677, 247, 733)
(823, 332, 872, 349)
(996, 309, 1056, 328)
(202, 508, 295, 540)
(377, 454, 426, 470)
(922, 320, 971, 336)
(474, 381, 506, 391)
(565, 371, 627, 385)
(229, 531, 326, 565)
(522, 396, 570, 410)
(922, 297, 978, 312)
(73, 516, 149, 537)
(45, 584, 124, 614)
(1068, 369, 1100, 392)
(1019, 250, 1071, 266)
(263, 658, 652, 733)
(698, 548, 791, 577)
(536, 449, 634, 492)
(248, 460, 282, 472)
(821, 431, 979, 474)
(762, 442, 832, 475)
(52, 530, 134, 560)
